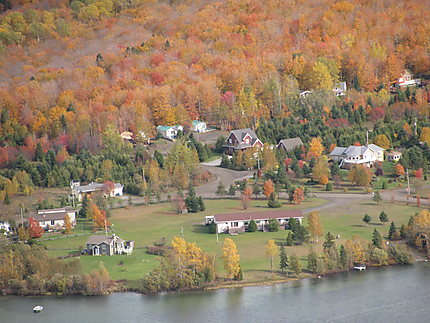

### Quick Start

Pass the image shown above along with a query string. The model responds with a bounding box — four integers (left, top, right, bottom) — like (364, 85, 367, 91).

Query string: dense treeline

(0, 0, 429, 154)
(0, 239, 111, 295)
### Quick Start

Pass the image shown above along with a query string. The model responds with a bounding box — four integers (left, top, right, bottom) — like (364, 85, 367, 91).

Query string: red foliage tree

(29, 217, 44, 238)
(415, 168, 423, 179)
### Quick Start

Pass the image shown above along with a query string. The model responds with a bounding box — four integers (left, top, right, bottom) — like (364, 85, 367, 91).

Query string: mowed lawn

(41, 196, 419, 282)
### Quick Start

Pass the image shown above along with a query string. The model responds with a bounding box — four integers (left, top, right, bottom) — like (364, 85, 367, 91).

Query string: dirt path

(195, 164, 254, 198)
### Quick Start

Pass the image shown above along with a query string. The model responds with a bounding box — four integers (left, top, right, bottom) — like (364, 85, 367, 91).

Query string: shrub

(325, 182, 333, 191)
(247, 219, 257, 232)
(208, 222, 217, 234)
(388, 245, 415, 264)
(268, 218, 279, 232)
(267, 192, 282, 208)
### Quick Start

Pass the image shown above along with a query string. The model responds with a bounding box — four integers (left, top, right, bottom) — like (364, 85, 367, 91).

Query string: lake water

(1, 263, 430, 323)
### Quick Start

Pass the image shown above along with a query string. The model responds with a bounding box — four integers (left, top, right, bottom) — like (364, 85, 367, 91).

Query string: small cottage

(0, 221, 11, 235)
(191, 120, 207, 133)
(86, 234, 134, 256)
(387, 151, 402, 162)
(277, 138, 304, 152)
(333, 82, 347, 96)
(156, 125, 183, 140)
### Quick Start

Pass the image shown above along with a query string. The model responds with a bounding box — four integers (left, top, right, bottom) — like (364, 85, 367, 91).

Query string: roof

(277, 138, 303, 151)
(333, 82, 347, 91)
(223, 128, 260, 149)
(330, 144, 384, 157)
(330, 147, 347, 156)
(156, 125, 182, 131)
(120, 131, 133, 140)
(33, 209, 76, 222)
(192, 120, 206, 126)
(86, 234, 125, 245)
(213, 210, 303, 222)
(73, 182, 123, 193)
(37, 207, 74, 214)
(387, 151, 402, 156)
(367, 144, 384, 152)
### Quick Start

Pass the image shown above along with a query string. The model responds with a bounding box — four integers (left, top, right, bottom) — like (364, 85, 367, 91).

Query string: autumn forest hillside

(0, 0, 429, 171)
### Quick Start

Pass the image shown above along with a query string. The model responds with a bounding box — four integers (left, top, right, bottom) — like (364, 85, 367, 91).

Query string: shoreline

(1, 262, 423, 297)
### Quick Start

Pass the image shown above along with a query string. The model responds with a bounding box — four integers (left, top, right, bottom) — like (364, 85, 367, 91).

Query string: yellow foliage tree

(64, 214, 72, 234)
(312, 157, 330, 184)
(307, 137, 324, 159)
(266, 239, 278, 273)
(373, 134, 391, 150)
(420, 127, 430, 146)
(262, 143, 277, 172)
(345, 236, 366, 265)
(307, 211, 324, 243)
(223, 238, 241, 279)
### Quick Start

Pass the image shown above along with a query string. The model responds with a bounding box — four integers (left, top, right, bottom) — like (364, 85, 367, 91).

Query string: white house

(205, 210, 303, 234)
(387, 151, 402, 162)
(0, 221, 11, 235)
(71, 181, 124, 202)
(276, 138, 304, 152)
(330, 144, 384, 168)
(333, 82, 347, 96)
(156, 125, 183, 140)
(86, 234, 134, 256)
(299, 90, 313, 98)
(33, 207, 77, 230)
(191, 120, 207, 133)
(395, 69, 421, 88)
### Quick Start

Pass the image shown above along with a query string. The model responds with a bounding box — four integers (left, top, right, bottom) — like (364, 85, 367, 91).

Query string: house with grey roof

(330, 144, 384, 168)
(33, 207, 77, 230)
(222, 128, 263, 155)
(71, 181, 123, 202)
(277, 138, 304, 152)
(86, 234, 134, 256)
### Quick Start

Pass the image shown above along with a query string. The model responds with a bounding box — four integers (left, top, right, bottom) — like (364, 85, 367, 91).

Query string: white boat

(33, 306, 43, 313)
(353, 265, 366, 271)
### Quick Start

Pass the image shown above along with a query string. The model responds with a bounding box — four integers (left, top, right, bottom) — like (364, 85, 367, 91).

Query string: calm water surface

(1, 263, 430, 323)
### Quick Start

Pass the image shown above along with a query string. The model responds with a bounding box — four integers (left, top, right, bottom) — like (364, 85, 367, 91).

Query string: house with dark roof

(86, 234, 134, 256)
(205, 210, 303, 234)
(277, 138, 304, 152)
(222, 128, 263, 155)
(330, 144, 384, 168)
(33, 207, 77, 230)
(71, 181, 123, 202)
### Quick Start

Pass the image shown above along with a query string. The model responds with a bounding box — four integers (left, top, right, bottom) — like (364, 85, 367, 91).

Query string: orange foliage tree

(263, 179, 274, 199)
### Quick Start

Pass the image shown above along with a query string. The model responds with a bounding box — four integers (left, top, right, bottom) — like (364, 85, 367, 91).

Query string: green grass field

(41, 196, 420, 283)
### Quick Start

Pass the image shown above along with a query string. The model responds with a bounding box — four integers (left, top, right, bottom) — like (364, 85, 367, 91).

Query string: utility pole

(414, 117, 417, 136)
(104, 218, 108, 236)
(181, 226, 184, 238)
(216, 230, 219, 244)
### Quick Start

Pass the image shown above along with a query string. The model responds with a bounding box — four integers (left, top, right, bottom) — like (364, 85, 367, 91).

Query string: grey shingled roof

(86, 235, 125, 245)
(223, 128, 260, 149)
(277, 138, 303, 151)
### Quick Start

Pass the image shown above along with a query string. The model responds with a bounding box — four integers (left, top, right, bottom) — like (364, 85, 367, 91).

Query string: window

(51, 220, 55, 225)
(231, 222, 239, 227)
